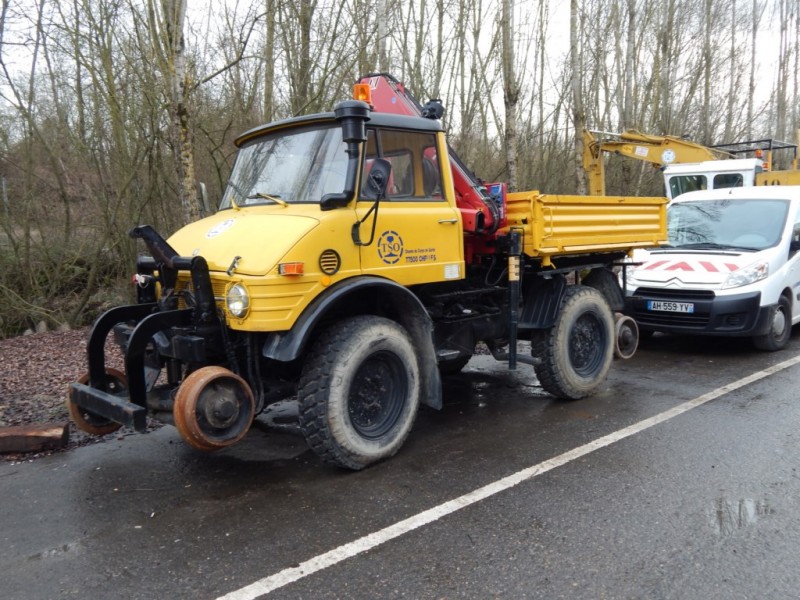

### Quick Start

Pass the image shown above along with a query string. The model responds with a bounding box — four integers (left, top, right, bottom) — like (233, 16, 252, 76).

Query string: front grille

(174, 277, 226, 309)
(632, 311, 710, 327)
(634, 287, 715, 301)
(630, 287, 713, 329)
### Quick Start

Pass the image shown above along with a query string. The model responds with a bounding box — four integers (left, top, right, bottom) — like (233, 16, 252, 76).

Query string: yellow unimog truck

(68, 80, 667, 470)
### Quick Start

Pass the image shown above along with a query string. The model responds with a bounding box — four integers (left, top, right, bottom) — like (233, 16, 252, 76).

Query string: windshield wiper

(247, 193, 288, 207)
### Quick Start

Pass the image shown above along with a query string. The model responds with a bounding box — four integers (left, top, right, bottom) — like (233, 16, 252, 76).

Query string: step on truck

(68, 76, 667, 470)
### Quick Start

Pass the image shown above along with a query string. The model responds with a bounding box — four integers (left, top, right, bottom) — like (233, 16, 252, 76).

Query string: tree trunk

(747, 0, 762, 138)
(622, 0, 635, 129)
(377, 0, 389, 72)
(264, 0, 276, 122)
(501, 0, 518, 191)
(724, 0, 737, 141)
(702, 0, 712, 144)
(775, 0, 790, 141)
(658, 0, 675, 134)
(149, 0, 199, 224)
(570, 0, 587, 195)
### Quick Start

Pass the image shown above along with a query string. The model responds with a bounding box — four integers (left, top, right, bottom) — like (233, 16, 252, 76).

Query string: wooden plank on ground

(0, 423, 69, 453)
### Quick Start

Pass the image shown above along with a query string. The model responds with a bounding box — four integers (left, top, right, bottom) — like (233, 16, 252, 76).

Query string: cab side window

(668, 174, 707, 198)
(361, 128, 443, 201)
(713, 173, 744, 189)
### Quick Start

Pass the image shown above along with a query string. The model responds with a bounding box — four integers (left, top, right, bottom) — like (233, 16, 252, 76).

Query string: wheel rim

(772, 306, 788, 339)
(615, 315, 639, 360)
(174, 367, 255, 451)
(568, 311, 607, 376)
(347, 351, 407, 440)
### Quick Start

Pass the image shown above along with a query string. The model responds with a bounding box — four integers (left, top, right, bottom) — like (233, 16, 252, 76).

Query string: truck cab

(663, 158, 763, 200)
(625, 186, 800, 350)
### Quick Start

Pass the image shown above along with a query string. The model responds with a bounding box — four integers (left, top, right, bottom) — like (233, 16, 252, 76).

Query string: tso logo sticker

(377, 230, 403, 264)
(206, 219, 235, 239)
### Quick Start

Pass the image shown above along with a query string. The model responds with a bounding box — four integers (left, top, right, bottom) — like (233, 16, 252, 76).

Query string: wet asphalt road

(3, 332, 800, 600)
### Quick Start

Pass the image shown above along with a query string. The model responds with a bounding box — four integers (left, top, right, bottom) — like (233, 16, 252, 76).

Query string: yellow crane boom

(583, 129, 730, 196)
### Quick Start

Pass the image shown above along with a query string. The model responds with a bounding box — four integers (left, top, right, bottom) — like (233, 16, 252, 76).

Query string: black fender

(519, 274, 567, 329)
(262, 276, 442, 409)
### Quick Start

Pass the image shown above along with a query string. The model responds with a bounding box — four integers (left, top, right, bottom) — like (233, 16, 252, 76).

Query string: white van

(624, 186, 800, 350)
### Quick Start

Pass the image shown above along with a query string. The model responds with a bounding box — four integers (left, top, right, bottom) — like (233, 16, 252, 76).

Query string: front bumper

(68, 304, 199, 430)
(625, 287, 773, 336)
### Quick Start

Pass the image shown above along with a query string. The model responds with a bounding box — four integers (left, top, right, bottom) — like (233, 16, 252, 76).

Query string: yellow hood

(167, 210, 319, 276)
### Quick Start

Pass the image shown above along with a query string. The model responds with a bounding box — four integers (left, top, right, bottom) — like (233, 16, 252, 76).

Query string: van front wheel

(753, 295, 792, 351)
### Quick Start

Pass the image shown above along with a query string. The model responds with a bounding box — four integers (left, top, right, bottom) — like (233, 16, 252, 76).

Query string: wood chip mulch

(0, 328, 132, 460)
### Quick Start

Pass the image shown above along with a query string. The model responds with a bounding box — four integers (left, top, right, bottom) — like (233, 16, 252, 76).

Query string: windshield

(220, 125, 347, 208)
(667, 198, 789, 251)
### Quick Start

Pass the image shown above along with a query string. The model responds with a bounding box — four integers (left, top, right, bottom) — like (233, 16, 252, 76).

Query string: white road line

(217, 354, 800, 600)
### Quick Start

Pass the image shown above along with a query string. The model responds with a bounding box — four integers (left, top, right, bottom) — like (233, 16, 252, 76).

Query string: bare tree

(263, 0, 276, 122)
(570, 0, 587, 194)
(500, 0, 519, 191)
(147, 0, 200, 224)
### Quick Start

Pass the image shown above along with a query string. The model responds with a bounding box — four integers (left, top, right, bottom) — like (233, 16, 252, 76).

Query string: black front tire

(298, 316, 421, 470)
(532, 286, 614, 399)
(753, 295, 792, 351)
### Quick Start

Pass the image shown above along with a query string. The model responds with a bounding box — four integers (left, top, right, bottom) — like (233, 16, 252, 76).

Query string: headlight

(226, 283, 250, 317)
(722, 261, 768, 289)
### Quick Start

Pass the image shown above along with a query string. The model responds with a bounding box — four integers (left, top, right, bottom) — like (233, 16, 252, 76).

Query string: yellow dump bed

(502, 191, 668, 265)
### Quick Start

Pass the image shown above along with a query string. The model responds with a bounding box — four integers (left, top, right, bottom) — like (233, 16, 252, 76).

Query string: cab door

(356, 128, 464, 285)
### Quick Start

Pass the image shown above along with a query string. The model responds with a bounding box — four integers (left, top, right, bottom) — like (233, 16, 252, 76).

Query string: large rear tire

(298, 316, 420, 470)
(532, 286, 615, 399)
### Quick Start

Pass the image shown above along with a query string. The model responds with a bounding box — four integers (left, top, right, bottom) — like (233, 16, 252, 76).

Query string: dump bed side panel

(503, 192, 668, 260)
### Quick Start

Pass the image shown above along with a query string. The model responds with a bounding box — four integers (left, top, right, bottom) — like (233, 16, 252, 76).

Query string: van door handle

(438, 218, 458, 224)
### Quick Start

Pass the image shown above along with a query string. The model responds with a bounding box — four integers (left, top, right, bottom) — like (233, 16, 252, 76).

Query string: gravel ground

(0, 328, 131, 460)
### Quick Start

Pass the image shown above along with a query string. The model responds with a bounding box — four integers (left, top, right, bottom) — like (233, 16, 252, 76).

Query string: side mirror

(363, 158, 392, 200)
(352, 159, 392, 246)
(790, 239, 800, 253)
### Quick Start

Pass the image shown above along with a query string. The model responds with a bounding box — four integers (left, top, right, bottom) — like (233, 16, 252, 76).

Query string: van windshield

(220, 125, 347, 208)
(668, 198, 789, 251)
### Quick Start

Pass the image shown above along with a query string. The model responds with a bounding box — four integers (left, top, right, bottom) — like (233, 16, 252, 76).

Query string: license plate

(647, 300, 694, 313)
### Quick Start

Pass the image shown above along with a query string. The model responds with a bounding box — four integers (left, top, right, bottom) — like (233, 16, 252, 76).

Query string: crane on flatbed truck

(68, 75, 667, 470)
